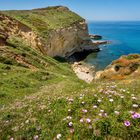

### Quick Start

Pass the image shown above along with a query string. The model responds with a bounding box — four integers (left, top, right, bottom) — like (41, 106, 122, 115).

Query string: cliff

(1, 6, 97, 57)
(95, 54, 140, 80)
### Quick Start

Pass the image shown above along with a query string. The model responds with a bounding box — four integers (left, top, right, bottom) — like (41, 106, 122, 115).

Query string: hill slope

(0, 6, 140, 140)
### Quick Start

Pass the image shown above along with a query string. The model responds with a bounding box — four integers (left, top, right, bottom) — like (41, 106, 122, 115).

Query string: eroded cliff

(1, 6, 97, 57)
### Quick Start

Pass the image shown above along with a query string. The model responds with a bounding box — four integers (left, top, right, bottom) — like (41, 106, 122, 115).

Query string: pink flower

(68, 122, 73, 127)
(86, 118, 91, 123)
(69, 128, 74, 133)
(33, 135, 39, 140)
(82, 109, 87, 113)
(124, 120, 131, 126)
(132, 113, 140, 119)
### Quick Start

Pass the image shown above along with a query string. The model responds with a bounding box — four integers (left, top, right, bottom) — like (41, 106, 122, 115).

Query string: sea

(85, 21, 140, 71)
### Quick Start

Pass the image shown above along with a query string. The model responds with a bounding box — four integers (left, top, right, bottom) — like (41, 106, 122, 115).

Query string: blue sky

(0, 0, 140, 21)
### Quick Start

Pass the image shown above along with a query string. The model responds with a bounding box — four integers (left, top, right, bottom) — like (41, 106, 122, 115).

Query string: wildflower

(69, 128, 74, 133)
(93, 105, 97, 109)
(97, 99, 101, 103)
(86, 118, 91, 123)
(124, 120, 131, 126)
(132, 96, 137, 100)
(10, 138, 14, 140)
(132, 104, 138, 108)
(68, 122, 73, 127)
(102, 113, 108, 117)
(114, 111, 120, 115)
(120, 96, 124, 99)
(132, 113, 140, 119)
(79, 96, 83, 99)
(82, 109, 87, 113)
(94, 94, 97, 97)
(68, 109, 71, 112)
(129, 111, 135, 114)
(56, 134, 62, 139)
(98, 113, 102, 116)
(48, 109, 51, 113)
(25, 120, 29, 124)
(80, 118, 84, 123)
(81, 101, 85, 105)
(63, 118, 67, 121)
(100, 110, 104, 113)
(109, 99, 114, 102)
(66, 116, 72, 120)
(33, 135, 39, 140)
(69, 98, 74, 102)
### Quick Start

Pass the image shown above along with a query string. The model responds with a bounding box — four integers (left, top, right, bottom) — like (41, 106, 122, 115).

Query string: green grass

(0, 6, 140, 140)
(0, 78, 140, 139)
(2, 6, 83, 43)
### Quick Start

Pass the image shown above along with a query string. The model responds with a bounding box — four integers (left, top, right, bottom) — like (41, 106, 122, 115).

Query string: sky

(0, 0, 140, 21)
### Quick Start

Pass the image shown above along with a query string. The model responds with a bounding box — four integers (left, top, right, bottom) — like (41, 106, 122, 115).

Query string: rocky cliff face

(0, 13, 43, 52)
(1, 6, 97, 57)
(46, 21, 96, 57)
(95, 54, 140, 80)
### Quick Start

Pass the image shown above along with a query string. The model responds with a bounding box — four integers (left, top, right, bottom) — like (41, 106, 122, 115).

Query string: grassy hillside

(0, 6, 140, 140)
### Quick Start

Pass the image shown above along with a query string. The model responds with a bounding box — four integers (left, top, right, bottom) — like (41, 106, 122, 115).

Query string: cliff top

(1, 6, 84, 41)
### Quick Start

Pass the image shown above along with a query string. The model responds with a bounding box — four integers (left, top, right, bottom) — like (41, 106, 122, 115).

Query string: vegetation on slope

(0, 6, 140, 140)
(2, 6, 83, 42)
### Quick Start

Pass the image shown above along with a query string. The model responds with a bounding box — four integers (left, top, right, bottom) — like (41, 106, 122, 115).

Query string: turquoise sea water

(85, 21, 140, 70)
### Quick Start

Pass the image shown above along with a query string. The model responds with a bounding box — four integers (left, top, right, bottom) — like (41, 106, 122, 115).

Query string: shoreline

(71, 62, 95, 83)
(70, 37, 110, 83)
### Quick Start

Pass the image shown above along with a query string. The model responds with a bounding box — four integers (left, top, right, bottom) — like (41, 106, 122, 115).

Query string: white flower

(68, 122, 73, 127)
(99, 113, 102, 116)
(79, 96, 83, 99)
(80, 118, 84, 123)
(97, 99, 101, 103)
(66, 116, 72, 119)
(114, 111, 120, 115)
(100, 110, 104, 113)
(109, 99, 114, 102)
(68, 109, 71, 112)
(93, 105, 97, 109)
(132, 97, 137, 100)
(69, 98, 73, 102)
(81, 101, 85, 104)
(56, 134, 62, 139)
(94, 94, 97, 97)
(132, 104, 138, 108)
(120, 95, 124, 99)
(25, 120, 29, 124)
